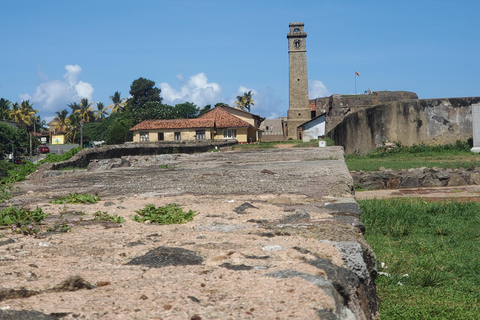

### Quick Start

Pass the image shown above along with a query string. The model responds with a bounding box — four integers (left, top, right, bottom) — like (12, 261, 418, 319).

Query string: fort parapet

(312, 91, 418, 133)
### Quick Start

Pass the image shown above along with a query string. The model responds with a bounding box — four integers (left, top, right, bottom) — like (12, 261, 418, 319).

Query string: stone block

(399, 176, 419, 189)
(469, 172, 480, 185)
(422, 176, 442, 187)
(448, 173, 467, 186)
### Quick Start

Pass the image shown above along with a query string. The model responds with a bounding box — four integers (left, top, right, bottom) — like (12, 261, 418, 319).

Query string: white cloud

(159, 73, 287, 119)
(309, 80, 331, 99)
(159, 73, 223, 108)
(25, 65, 94, 117)
(75, 81, 94, 100)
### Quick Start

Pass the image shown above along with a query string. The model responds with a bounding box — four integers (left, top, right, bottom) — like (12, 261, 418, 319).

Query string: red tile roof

(130, 108, 255, 131)
(130, 119, 214, 131)
(198, 107, 254, 128)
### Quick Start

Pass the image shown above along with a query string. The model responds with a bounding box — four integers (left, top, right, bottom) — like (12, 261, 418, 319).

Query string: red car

(38, 145, 50, 154)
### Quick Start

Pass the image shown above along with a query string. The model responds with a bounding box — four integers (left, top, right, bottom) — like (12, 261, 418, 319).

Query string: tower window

(294, 28, 300, 33)
(298, 113, 301, 116)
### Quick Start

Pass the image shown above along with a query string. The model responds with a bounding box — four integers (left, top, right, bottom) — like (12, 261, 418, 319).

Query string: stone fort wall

(327, 96, 480, 155)
(311, 91, 419, 133)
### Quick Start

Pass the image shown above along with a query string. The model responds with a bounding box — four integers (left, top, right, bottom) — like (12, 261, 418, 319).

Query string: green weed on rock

(50, 193, 100, 204)
(133, 203, 195, 225)
(0, 206, 48, 235)
(93, 211, 125, 223)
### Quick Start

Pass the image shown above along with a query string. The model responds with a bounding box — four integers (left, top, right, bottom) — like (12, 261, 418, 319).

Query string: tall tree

(107, 91, 126, 114)
(66, 113, 80, 143)
(68, 101, 80, 115)
(198, 104, 211, 116)
(127, 77, 162, 111)
(9, 100, 37, 129)
(95, 102, 108, 121)
(75, 98, 95, 123)
(235, 91, 255, 112)
(174, 102, 199, 119)
(54, 109, 70, 133)
(0, 123, 28, 158)
(0, 98, 11, 120)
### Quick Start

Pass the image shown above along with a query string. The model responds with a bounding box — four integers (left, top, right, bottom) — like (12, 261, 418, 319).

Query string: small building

(297, 113, 326, 142)
(262, 119, 285, 141)
(47, 118, 66, 144)
(212, 105, 265, 141)
(130, 107, 262, 143)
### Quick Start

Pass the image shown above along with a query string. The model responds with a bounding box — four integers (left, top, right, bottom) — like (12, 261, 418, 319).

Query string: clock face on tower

(294, 39, 301, 48)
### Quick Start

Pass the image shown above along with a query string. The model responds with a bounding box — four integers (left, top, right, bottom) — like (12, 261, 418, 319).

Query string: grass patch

(0, 206, 48, 235)
(232, 138, 335, 150)
(39, 146, 82, 164)
(93, 211, 125, 223)
(360, 198, 480, 319)
(133, 203, 196, 225)
(346, 140, 480, 171)
(50, 192, 100, 204)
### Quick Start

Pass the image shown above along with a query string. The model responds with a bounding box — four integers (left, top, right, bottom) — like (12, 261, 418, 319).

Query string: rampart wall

(312, 91, 418, 132)
(328, 97, 480, 155)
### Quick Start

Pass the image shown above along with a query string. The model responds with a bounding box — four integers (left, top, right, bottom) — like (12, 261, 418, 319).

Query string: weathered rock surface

(1, 147, 378, 319)
(353, 166, 480, 190)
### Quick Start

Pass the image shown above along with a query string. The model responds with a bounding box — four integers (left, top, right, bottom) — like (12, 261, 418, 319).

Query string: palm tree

(95, 102, 108, 121)
(66, 113, 80, 143)
(54, 109, 70, 133)
(68, 102, 80, 114)
(75, 98, 95, 123)
(0, 98, 11, 120)
(9, 100, 37, 129)
(235, 91, 255, 112)
(8, 102, 21, 123)
(107, 91, 126, 114)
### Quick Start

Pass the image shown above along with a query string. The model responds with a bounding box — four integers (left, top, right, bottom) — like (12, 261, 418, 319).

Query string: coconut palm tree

(75, 98, 95, 123)
(9, 100, 37, 129)
(107, 91, 126, 114)
(54, 109, 70, 133)
(66, 112, 80, 143)
(68, 102, 80, 114)
(0, 98, 11, 120)
(95, 102, 108, 121)
(235, 91, 255, 112)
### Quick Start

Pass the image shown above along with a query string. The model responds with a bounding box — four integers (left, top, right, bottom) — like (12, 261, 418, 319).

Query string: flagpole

(355, 73, 356, 95)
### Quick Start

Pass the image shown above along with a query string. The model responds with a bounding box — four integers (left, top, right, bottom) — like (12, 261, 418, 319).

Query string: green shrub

(93, 211, 125, 223)
(107, 123, 129, 145)
(133, 203, 195, 225)
(0, 161, 14, 180)
(39, 146, 82, 164)
(2, 162, 37, 183)
(50, 192, 100, 204)
(0, 206, 48, 235)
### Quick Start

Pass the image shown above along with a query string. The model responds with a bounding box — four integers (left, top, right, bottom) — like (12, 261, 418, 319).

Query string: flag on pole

(355, 71, 360, 76)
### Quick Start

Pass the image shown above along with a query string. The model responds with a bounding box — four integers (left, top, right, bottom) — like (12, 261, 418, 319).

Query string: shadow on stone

(0, 310, 59, 320)
(233, 202, 258, 214)
(125, 246, 203, 268)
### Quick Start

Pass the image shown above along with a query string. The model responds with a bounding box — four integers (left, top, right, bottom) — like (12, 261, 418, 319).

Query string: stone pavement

(1, 147, 379, 320)
(355, 184, 480, 201)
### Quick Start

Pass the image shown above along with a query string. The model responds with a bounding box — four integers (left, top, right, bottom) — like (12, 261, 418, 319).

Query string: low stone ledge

(352, 166, 480, 190)
(11, 147, 379, 319)
(26, 140, 237, 180)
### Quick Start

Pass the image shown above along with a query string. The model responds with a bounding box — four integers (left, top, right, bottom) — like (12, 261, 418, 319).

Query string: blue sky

(1, 0, 479, 122)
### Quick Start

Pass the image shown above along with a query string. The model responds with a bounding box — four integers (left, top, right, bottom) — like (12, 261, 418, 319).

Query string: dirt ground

(0, 147, 374, 320)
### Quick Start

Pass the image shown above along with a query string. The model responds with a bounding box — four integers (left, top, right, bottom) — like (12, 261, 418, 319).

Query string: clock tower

(287, 22, 310, 139)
